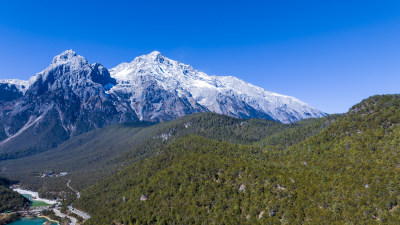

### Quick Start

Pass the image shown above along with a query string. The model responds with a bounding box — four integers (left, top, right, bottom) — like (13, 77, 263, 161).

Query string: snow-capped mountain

(0, 50, 325, 160)
(0, 50, 137, 158)
(110, 51, 325, 123)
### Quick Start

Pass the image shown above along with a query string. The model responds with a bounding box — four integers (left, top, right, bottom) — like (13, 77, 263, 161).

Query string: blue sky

(0, 0, 400, 113)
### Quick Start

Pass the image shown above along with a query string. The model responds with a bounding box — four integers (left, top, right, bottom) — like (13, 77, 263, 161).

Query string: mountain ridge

(110, 50, 326, 123)
(0, 50, 325, 160)
(3, 50, 325, 123)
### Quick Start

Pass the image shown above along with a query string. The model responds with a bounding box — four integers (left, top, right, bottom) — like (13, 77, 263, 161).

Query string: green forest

(72, 95, 400, 224)
(0, 112, 329, 198)
(2, 94, 400, 224)
(0, 177, 29, 213)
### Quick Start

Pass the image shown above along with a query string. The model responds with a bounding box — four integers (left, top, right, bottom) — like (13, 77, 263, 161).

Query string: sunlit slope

(1, 113, 326, 196)
(76, 95, 400, 224)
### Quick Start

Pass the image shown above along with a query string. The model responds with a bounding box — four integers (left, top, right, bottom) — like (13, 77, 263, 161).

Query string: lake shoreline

(11, 188, 57, 205)
(0, 212, 22, 225)
(10, 186, 89, 225)
(6, 188, 60, 224)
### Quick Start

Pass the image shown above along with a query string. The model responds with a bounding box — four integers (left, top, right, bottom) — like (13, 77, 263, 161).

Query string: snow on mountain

(0, 50, 136, 155)
(110, 51, 326, 123)
(0, 79, 30, 93)
(0, 49, 326, 160)
(27, 49, 116, 97)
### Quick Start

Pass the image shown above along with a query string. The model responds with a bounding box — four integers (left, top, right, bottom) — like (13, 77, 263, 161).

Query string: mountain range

(2, 50, 400, 224)
(0, 50, 325, 160)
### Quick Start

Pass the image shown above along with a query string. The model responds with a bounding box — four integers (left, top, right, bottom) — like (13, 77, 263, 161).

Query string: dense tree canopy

(0, 177, 29, 213)
(1, 112, 325, 198)
(75, 95, 400, 224)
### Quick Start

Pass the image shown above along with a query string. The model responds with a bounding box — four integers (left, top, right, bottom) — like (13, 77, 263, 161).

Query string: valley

(0, 51, 399, 224)
(1, 1, 398, 224)
(0, 112, 331, 195)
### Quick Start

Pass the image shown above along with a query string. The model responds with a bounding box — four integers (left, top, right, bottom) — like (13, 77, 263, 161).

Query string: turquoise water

(7, 217, 57, 225)
(22, 194, 32, 200)
(21, 194, 51, 207)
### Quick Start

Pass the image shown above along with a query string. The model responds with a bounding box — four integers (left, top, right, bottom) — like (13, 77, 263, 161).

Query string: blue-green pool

(7, 217, 57, 225)
(22, 194, 51, 207)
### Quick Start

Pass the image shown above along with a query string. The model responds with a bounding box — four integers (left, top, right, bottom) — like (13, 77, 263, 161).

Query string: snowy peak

(131, 51, 177, 68)
(25, 50, 115, 96)
(110, 51, 326, 123)
(43, 49, 90, 76)
(135, 50, 163, 62)
(122, 51, 161, 65)
(147, 50, 162, 59)
(51, 49, 82, 64)
(110, 51, 196, 81)
(27, 50, 91, 84)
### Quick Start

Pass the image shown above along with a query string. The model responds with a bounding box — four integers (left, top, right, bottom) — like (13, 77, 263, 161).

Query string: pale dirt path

(66, 180, 80, 198)
(66, 179, 90, 220)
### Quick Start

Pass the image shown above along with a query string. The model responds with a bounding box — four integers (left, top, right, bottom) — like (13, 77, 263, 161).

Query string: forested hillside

(0, 177, 29, 213)
(75, 94, 400, 224)
(0, 113, 330, 200)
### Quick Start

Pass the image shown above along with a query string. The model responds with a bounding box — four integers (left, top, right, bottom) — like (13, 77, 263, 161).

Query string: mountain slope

(0, 113, 330, 198)
(0, 50, 139, 160)
(75, 94, 400, 224)
(0, 177, 29, 213)
(110, 51, 326, 123)
(0, 113, 281, 193)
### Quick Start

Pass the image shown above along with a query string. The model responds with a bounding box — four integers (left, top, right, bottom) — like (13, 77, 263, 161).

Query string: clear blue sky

(0, 0, 400, 114)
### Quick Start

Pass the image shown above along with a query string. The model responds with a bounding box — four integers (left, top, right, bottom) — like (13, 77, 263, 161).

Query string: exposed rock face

(0, 50, 138, 159)
(110, 51, 326, 123)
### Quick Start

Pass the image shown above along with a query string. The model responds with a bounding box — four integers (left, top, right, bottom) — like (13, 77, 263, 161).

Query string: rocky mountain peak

(26, 50, 114, 96)
(51, 49, 85, 64)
